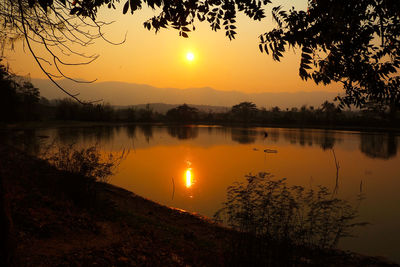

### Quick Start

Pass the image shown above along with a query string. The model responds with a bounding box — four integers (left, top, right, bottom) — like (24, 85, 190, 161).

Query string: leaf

(264, 44, 269, 55)
(181, 26, 191, 32)
(38, 0, 48, 11)
(70, 7, 79, 15)
(181, 32, 188, 38)
(123, 1, 129, 14)
(302, 47, 312, 54)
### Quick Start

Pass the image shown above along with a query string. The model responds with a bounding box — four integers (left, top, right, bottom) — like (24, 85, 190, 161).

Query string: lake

(8, 125, 400, 263)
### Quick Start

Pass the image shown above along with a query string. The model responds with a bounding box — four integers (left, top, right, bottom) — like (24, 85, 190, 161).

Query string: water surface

(10, 125, 400, 263)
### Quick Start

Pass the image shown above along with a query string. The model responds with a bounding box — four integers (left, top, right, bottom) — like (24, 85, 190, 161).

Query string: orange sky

(5, 0, 341, 94)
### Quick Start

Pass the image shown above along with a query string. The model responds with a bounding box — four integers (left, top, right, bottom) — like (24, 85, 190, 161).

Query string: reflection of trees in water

(139, 125, 153, 143)
(167, 126, 199, 140)
(318, 132, 335, 150)
(214, 127, 229, 138)
(282, 130, 339, 150)
(56, 126, 115, 145)
(267, 129, 280, 142)
(1, 130, 42, 155)
(125, 125, 137, 139)
(231, 128, 258, 144)
(360, 133, 398, 159)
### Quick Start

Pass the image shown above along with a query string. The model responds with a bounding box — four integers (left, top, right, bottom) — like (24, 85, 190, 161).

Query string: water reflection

(167, 126, 199, 140)
(3, 125, 400, 262)
(0, 129, 42, 155)
(185, 168, 193, 188)
(360, 132, 397, 159)
(139, 125, 153, 143)
(125, 125, 137, 139)
(55, 126, 116, 144)
(280, 129, 340, 149)
(231, 128, 258, 144)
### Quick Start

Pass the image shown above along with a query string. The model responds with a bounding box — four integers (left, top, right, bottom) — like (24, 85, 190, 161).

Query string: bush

(41, 144, 127, 183)
(214, 172, 367, 249)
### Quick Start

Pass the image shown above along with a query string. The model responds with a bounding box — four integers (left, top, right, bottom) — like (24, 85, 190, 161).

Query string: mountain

(32, 79, 338, 109)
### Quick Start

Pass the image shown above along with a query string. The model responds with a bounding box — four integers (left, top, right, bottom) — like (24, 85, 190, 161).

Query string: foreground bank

(1, 147, 398, 266)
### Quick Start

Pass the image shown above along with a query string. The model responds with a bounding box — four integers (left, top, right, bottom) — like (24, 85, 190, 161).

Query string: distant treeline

(5, 95, 399, 129)
(0, 65, 399, 128)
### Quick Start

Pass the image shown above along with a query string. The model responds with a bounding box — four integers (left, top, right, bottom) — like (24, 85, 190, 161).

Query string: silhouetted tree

(4, 1, 399, 112)
(166, 104, 199, 123)
(321, 101, 340, 123)
(0, 60, 41, 122)
(259, 1, 400, 114)
(231, 102, 258, 123)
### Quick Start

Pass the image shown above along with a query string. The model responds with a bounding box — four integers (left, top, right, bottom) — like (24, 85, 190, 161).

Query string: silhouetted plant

(41, 144, 127, 183)
(0, 60, 41, 122)
(214, 172, 367, 249)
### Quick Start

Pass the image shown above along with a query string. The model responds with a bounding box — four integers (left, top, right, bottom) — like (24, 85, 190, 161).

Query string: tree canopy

(259, 0, 400, 113)
(3, 0, 400, 112)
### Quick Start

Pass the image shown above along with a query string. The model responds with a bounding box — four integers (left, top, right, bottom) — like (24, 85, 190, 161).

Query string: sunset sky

(5, 0, 341, 94)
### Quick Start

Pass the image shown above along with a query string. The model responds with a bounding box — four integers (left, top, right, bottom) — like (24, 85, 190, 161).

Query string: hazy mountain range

(32, 79, 338, 110)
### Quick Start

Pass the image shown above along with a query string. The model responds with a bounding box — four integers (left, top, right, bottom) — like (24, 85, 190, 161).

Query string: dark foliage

(214, 172, 368, 265)
(166, 104, 199, 123)
(23, 0, 268, 40)
(55, 99, 115, 122)
(259, 1, 400, 113)
(0, 61, 42, 122)
(231, 102, 259, 123)
(4, 1, 399, 110)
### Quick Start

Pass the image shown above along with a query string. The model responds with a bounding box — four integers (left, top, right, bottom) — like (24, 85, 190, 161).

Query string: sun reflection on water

(185, 168, 193, 188)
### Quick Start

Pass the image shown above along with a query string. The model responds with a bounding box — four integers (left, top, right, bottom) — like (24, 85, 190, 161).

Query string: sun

(186, 52, 195, 61)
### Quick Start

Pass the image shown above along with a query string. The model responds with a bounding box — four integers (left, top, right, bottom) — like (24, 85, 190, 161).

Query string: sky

(4, 0, 341, 94)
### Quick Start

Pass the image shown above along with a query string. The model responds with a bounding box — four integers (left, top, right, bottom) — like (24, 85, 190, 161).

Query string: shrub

(214, 172, 367, 249)
(41, 144, 127, 183)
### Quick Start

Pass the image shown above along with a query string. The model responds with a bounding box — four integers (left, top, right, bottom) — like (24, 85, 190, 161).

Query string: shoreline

(2, 120, 400, 133)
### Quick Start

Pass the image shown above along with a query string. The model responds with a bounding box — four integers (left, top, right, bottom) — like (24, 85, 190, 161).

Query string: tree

(166, 104, 199, 122)
(0, 60, 41, 122)
(5, 1, 399, 112)
(258, 0, 400, 114)
(0, 0, 123, 103)
(1, 0, 268, 102)
(231, 101, 258, 122)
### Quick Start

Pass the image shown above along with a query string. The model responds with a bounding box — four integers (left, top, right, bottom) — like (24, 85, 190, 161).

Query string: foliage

(41, 144, 127, 183)
(259, 1, 400, 113)
(55, 98, 115, 121)
(5, 1, 400, 110)
(0, 60, 41, 122)
(231, 101, 259, 123)
(22, 0, 268, 40)
(214, 172, 367, 249)
(166, 104, 199, 123)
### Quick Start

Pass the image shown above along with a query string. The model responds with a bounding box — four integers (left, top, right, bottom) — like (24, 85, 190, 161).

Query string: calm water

(8, 125, 400, 263)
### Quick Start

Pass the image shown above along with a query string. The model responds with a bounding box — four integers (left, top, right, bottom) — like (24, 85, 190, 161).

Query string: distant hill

(32, 79, 339, 109)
